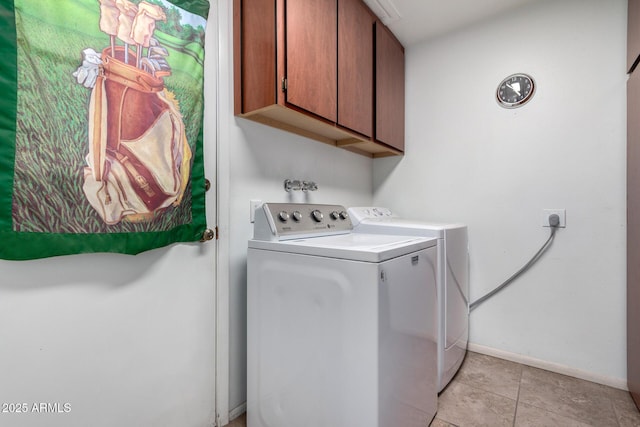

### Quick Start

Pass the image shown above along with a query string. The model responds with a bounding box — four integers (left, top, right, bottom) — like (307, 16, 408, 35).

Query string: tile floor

(227, 351, 640, 427)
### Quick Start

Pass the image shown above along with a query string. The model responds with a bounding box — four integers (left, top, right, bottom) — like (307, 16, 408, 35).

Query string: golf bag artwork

(75, 0, 191, 225)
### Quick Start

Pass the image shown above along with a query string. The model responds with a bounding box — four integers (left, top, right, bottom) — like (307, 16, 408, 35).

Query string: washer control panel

(256, 203, 352, 239)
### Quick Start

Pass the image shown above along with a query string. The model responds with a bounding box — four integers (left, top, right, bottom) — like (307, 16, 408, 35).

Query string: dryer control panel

(348, 207, 396, 226)
(254, 203, 353, 241)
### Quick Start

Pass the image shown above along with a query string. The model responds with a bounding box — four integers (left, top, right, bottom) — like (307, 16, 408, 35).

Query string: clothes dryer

(348, 207, 469, 392)
(248, 203, 438, 427)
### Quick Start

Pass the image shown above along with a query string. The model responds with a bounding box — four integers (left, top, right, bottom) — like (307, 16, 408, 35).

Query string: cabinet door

(237, 0, 277, 113)
(375, 22, 405, 151)
(629, 69, 640, 410)
(338, 0, 374, 137)
(285, 0, 337, 122)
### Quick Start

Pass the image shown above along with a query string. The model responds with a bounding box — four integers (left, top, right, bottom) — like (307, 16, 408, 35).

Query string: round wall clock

(496, 73, 535, 108)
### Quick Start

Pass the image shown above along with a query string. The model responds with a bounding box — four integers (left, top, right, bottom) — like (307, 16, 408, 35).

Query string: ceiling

(363, 0, 544, 46)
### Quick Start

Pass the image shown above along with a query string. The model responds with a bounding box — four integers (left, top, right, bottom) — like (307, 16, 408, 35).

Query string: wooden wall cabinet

(234, 0, 405, 157)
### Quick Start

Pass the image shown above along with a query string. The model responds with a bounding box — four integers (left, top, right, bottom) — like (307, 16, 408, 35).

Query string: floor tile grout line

(512, 365, 524, 427)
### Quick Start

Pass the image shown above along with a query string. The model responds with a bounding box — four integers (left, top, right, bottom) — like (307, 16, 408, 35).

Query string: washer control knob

(330, 211, 340, 220)
(278, 211, 290, 222)
(292, 211, 302, 222)
(339, 211, 349, 220)
(311, 210, 324, 222)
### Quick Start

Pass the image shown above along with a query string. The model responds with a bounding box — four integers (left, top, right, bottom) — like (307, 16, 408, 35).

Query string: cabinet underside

(239, 106, 401, 158)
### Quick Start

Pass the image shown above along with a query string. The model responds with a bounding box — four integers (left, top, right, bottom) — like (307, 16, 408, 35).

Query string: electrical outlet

(250, 200, 262, 223)
(542, 209, 566, 228)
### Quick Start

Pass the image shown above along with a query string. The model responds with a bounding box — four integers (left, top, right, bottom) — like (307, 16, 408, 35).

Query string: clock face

(496, 74, 535, 108)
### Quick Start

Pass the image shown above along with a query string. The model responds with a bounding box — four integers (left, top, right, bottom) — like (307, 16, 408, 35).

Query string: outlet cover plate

(542, 209, 566, 228)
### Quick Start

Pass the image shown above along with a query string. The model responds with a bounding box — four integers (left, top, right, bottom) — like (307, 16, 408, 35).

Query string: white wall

(0, 5, 219, 427)
(374, 0, 627, 385)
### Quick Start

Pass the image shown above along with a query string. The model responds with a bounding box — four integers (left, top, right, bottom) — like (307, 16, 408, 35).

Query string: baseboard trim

(229, 403, 247, 423)
(467, 343, 628, 391)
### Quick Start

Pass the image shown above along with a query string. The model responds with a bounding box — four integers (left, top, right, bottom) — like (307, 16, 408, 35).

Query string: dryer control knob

(339, 211, 349, 220)
(330, 211, 340, 220)
(278, 211, 290, 222)
(292, 211, 302, 222)
(311, 210, 324, 222)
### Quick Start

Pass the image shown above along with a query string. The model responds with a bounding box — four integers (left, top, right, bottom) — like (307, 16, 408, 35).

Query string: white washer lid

(249, 233, 437, 263)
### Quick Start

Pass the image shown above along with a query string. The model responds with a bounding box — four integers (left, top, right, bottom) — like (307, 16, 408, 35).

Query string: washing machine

(348, 207, 469, 393)
(247, 203, 438, 427)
